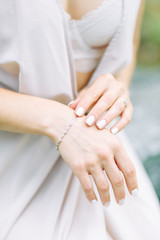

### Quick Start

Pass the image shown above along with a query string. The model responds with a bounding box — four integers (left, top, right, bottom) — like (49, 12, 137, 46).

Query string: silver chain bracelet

(56, 116, 77, 151)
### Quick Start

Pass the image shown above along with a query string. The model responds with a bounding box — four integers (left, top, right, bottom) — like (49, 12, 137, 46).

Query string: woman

(0, 0, 160, 239)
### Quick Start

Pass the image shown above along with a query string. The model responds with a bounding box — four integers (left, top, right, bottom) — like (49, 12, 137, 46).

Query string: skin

(0, 0, 145, 206)
(0, 88, 137, 205)
(71, 74, 132, 133)
(64, 0, 145, 134)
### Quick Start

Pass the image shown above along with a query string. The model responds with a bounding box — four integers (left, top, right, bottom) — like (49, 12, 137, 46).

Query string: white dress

(0, 0, 160, 240)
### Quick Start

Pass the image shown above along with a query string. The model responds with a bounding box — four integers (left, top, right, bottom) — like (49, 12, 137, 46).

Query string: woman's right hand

(57, 114, 138, 206)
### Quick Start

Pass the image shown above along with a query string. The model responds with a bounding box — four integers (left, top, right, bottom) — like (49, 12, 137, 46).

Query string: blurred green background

(126, 0, 160, 200)
(138, 0, 160, 67)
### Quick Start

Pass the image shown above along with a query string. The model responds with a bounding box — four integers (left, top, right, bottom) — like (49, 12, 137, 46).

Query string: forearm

(0, 88, 75, 143)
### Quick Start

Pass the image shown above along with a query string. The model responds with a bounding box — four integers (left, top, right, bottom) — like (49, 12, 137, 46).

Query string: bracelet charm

(56, 116, 77, 151)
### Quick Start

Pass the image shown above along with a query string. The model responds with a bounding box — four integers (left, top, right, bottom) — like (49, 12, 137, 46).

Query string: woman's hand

(68, 74, 133, 134)
(58, 115, 138, 206)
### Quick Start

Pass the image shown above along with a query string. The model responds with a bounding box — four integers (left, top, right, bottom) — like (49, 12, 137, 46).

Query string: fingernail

(111, 127, 119, 135)
(85, 115, 95, 126)
(76, 107, 85, 116)
(91, 199, 98, 205)
(131, 189, 138, 197)
(96, 119, 107, 129)
(67, 100, 74, 107)
(104, 201, 110, 207)
(119, 198, 125, 205)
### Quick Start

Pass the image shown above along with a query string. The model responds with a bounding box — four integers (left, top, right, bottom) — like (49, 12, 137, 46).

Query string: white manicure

(85, 115, 95, 126)
(104, 201, 110, 207)
(111, 127, 119, 135)
(91, 199, 98, 205)
(97, 119, 107, 129)
(67, 100, 74, 106)
(132, 189, 138, 197)
(119, 198, 125, 205)
(76, 107, 85, 116)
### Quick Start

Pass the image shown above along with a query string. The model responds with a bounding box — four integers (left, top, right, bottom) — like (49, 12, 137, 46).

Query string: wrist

(41, 100, 77, 144)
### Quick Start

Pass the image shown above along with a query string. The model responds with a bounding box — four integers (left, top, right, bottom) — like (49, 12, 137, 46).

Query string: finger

(68, 87, 89, 109)
(84, 91, 119, 127)
(110, 103, 133, 134)
(68, 98, 80, 109)
(76, 171, 98, 204)
(96, 97, 126, 130)
(90, 167, 110, 206)
(102, 156, 125, 204)
(74, 80, 106, 117)
(114, 144, 138, 196)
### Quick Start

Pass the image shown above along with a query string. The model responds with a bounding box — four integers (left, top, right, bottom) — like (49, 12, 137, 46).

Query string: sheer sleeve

(86, 0, 141, 86)
(0, 0, 74, 102)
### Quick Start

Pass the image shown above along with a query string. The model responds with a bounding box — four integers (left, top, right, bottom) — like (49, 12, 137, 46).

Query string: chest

(60, 0, 105, 20)
(59, 0, 123, 92)
(60, 0, 123, 49)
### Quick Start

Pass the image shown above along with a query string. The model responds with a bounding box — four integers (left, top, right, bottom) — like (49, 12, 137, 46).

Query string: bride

(0, 0, 160, 239)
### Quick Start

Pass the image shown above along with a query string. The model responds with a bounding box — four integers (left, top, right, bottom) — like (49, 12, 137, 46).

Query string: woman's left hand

(68, 74, 133, 134)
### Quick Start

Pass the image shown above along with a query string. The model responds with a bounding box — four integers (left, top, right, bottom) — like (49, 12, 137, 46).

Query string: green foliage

(138, 0, 160, 66)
